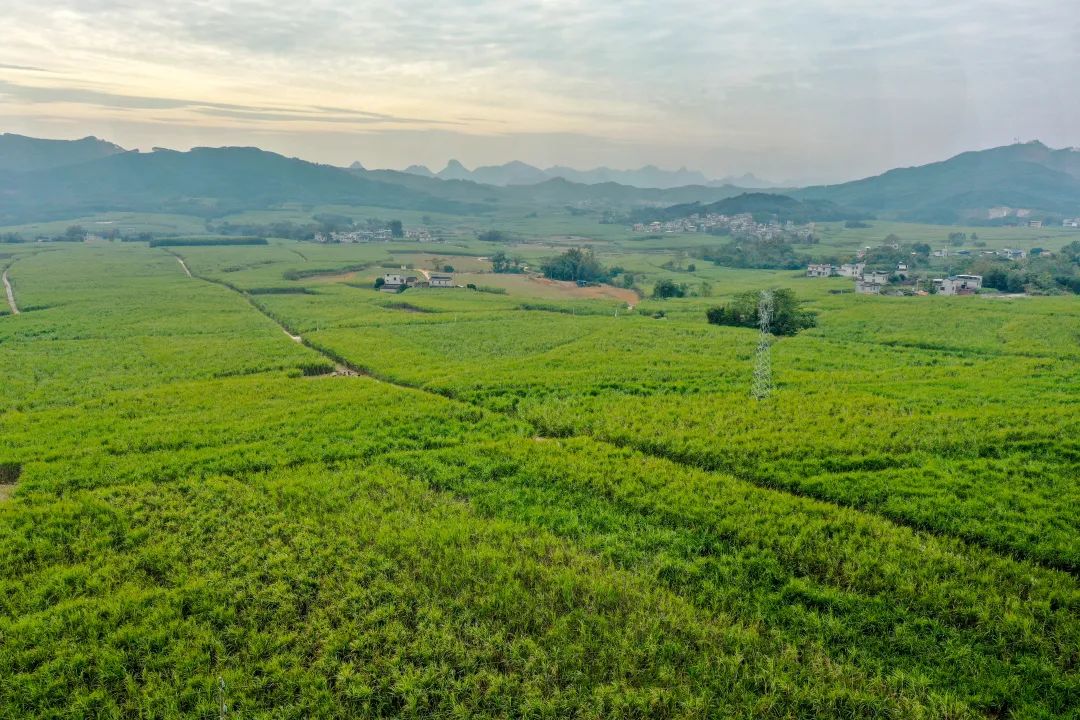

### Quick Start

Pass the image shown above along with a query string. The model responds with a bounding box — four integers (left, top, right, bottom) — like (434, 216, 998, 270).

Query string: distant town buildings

(1063, 218, 1080, 228)
(634, 213, 815, 243)
(315, 227, 434, 243)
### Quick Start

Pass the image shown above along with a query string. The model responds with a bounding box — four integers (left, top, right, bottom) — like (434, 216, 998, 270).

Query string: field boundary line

(167, 249, 1078, 577)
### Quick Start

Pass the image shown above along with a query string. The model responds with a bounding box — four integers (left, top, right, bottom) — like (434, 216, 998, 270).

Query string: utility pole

(751, 290, 774, 400)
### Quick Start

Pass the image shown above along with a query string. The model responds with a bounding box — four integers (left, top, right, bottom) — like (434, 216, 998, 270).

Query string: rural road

(175, 256, 192, 278)
(2, 268, 18, 315)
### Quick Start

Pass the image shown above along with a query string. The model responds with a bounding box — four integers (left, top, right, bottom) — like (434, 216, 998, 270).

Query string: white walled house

(855, 270, 890, 294)
(806, 263, 834, 278)
(429, 273, 454, 288)
(836, 263, 865, 278)
(932, 275, 982, 295)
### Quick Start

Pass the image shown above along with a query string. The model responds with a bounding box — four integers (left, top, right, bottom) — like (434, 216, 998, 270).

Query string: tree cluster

(706, 289, 817, 336)
(490, 251, 526, 274)
(702, 238, 811, 270)
(540, 248, 609, 283)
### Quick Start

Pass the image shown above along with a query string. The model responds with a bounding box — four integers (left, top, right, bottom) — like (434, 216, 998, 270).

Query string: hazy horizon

(2, 0, 1077, 185)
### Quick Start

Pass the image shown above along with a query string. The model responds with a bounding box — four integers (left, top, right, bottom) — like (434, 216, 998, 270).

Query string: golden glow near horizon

(1, 0, 1077, 182)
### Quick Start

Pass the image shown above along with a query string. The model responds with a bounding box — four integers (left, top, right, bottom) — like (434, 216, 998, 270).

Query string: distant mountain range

(1, 133, 1077, 226)
(0, 142, 488, 223)
(393, 159, 779, 189)
(792, 141, 1080, 223)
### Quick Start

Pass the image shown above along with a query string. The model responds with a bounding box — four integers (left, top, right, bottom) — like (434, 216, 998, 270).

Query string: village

(807, 259, 984, 295)
(632, 212, 816, 242)
(313, 227, 434, 243)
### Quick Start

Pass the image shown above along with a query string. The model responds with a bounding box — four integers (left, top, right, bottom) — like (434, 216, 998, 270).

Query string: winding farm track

(166, 249, 1076, 577)
(175, 256, 192, 278)
(3, 268, 19, 315)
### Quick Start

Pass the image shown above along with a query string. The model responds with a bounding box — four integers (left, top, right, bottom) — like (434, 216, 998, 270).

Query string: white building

(855, 270, 890, 294)
(428, 273, 454, 288)
(932, 274, 982, 295)
(836, 262, 865, 278)
(806, 263, 834, 278)
(380, 272, 419, 292)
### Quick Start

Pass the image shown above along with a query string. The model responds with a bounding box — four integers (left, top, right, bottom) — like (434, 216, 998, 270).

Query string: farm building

(855, 270, 890, 295)
(932, 274, 982, 295)
(806, 263, 834, 278)
(380, 272, 419, 293)
(429, 273, 454, 288)
(836, 262, 865, 278)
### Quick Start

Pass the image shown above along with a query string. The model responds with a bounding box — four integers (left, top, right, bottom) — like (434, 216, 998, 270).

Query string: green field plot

(1, 243, 1078, 719)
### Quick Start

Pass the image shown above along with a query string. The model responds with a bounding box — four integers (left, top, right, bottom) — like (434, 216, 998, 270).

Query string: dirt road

(3, 269, 18, 315)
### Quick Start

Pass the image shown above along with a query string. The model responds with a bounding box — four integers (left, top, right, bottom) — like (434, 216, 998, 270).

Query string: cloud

(0, 63, 50, 72)
(0, 0, 1076, 179)
(0, 79, 455, 127)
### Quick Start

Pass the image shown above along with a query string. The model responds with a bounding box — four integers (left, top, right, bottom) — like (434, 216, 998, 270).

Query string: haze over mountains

(1, 133, 1078, 226)
(395, 159, 779, 189)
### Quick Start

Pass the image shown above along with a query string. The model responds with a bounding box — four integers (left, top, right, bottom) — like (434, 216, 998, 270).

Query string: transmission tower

(751, 290, 774, 400)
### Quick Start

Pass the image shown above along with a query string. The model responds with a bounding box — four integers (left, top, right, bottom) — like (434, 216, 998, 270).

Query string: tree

(706, 288, 816, 336)
(541, 248, 608, 282)
(388, 220, 404, 238)
(1061, 241, 1080, 263)
(478, 230, 509, 243)
(652, 279, 687, 299)
(373, 277, 385, 289)
(491, 251, 524, 274)
(60, 225, 86, 242)
(948, 231, 967, 246)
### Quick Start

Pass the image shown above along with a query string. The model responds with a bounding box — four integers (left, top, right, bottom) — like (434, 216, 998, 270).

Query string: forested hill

(0, 146, 489, 223)
(0, 133, 126, 173)
(793, 141, 1080, 222)
(643, 193, 862, 223)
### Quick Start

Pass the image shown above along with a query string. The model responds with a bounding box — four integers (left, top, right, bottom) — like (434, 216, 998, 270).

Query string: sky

(0, 0, 1077, 184)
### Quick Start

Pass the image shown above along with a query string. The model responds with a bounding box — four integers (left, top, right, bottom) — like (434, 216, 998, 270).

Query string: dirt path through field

(3, 268, 18, 315)
(175, 256, 192, 278)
